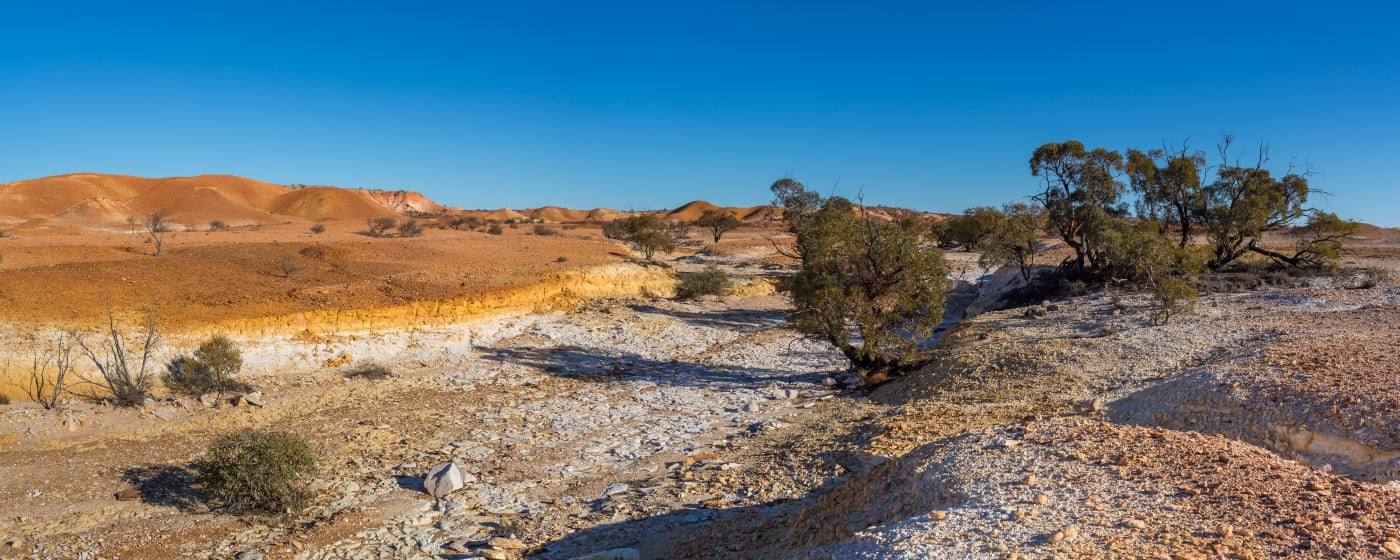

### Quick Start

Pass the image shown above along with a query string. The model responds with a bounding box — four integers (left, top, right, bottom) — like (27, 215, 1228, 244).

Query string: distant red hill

(0, 173, 436, 227)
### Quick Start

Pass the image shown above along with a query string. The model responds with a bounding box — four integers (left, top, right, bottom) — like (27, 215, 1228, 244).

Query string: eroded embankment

(0, 263, 678, 400)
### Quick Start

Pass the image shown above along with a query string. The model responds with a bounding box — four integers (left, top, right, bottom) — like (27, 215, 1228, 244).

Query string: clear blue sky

(3, 1, 1397, 225)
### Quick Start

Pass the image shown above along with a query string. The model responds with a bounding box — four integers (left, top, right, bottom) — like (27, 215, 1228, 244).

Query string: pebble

(487, 537, 526, 550)
(602, 483, 630, 498)
(1382, 541, 1400, 555)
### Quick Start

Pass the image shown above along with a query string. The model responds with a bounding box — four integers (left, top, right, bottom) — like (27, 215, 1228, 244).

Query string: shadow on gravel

(484, 346, 815, 389)
(628, 305, 786, 332)
(121, 464, 205, 512)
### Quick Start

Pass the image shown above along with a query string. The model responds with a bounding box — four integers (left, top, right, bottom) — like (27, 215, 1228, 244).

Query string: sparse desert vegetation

(0, 168, 1395, 560)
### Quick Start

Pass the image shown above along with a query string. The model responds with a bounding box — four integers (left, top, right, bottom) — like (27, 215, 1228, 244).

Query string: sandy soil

(1, 220, 1398, 559)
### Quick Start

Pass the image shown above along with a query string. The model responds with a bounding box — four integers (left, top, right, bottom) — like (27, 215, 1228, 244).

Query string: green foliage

(1282, 211, 1359, 269)
(1090, 218, 1204, 285)
(603, 214, 675, 260)
(1126, 147, 1206, 248)
(947, 206, 1005, 251)
(695, 210, 742, 243)
(163, 334, 249, 397)
(788, 196, 951, 382)
(1150, 277, 1199, 326)
(1029, 140, 1127, 272)
(675, 265, 732, 299)
(977, 203, 1046, 282)
(193, 430, 317, 515)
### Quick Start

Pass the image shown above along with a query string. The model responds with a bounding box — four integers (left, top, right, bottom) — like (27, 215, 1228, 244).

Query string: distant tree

(667, 220, 693, 242)
(209, 220, 229, 232)
(366, 217, 397, 238)
(604, 214, 674, 260)
(1126, 145, 1207, 248)
(769, 178, 824, 258)
(1199, 135, 1353, 269)
(1029, 140, 1127, 273)
(947, 206, 1005, 252)
(696, 210, 742, 243)
(978, 203, 1046, 283)
(144, 211, 173, 256)
(788, 195, 951, 384)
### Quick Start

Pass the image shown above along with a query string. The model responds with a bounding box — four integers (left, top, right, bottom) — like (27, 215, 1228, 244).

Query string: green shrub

(1150, 277, 1198, 326)
(309, 223, 326, 234)
(193, 430, 317, 515)
(163, 334, 249, 397)
(676, 265, 732, 299)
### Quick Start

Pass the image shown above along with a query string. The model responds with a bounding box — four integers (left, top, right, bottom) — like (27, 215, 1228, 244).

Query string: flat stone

(602, 482, 629, 498)
(114, 488, 141, 501)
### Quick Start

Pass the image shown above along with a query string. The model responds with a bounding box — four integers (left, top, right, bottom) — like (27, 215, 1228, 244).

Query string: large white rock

(423, 462, 465, 498)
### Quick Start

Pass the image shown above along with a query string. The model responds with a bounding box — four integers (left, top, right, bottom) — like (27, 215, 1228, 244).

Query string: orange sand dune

(47, 197, 138, 227)
(666, 200, 725, 222)
(0, 173, 147, 220)
(485, 208, 528, 221)
(267, 187, 403, 222)
(526, 206, 590, 223)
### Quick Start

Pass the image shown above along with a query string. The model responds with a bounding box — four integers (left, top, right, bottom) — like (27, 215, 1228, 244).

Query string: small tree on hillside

(603, 214, 674, 260)
(696, 210, 742, 243)
(787, 195, 951, 384)
(1126, 145, 1207, 248)
(144, 211, 173, 256)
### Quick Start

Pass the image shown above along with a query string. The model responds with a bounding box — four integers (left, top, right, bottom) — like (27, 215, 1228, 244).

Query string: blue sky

(3, 1, 1397, 225)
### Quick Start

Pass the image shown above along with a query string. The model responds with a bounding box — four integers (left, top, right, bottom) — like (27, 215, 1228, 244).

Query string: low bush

(309, 223, 326, 235)
(675, 265, 732, 299)
(534, 225, 559, 236)
(193, 429, 317, 515)
(163, 335, 250, 397)
(1150, 277, 1198, 326)
(0, 394, 10, 405)
(487, 224, 504, 235)
(397, 219, 423, 238)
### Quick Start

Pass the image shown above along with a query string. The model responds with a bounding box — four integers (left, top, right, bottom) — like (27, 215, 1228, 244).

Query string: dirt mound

(585, 208, 628, 223)
(667, 200, 725, 222)
(47, 197, 138, 227)
(485, 208, 527, 221)
(527, 206, 590, 223)
(739, 205, 780, 222)
(0, 173, 145, 221)
(141, 186, 284, 225)
(1356, 223, 1400, 241)
(267, 187, 402, 222)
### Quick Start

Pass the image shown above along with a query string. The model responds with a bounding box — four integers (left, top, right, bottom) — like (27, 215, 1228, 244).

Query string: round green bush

(194, 429, 317, 515)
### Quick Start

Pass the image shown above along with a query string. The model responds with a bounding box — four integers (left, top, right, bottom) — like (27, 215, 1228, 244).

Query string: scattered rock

(929, 510, 948, 521)
(480, 549, 510, 560)
(1382, 541, 1400, 555)
(114, 488, 141, 501)
(242, 392, 264, 407)
(1126, 519, 1147, 530)
(1031, 493, 1048, 505)
(602, 483, 629, 498)
(1088, 397, 1105, 413)
(199, 393, 219, 407)
(1021, 474, 1036, 485)
(424, 462, 466, 498)
(236, 552, 264, 560)
(742, 401, 760, 412)
(488, 536, 526, 549)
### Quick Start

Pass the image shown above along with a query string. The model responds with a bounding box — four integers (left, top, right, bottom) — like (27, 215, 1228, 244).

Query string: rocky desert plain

(0, 172, 1398, 560)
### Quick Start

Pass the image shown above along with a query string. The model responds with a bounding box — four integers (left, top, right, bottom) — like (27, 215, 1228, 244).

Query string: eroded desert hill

(0, 173, 433, 228)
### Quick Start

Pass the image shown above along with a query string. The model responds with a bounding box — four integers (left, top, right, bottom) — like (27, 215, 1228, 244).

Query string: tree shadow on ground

(627, 304, 787, 333)
(483, 345, 821, 390)
(121, 464, 205, 512)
